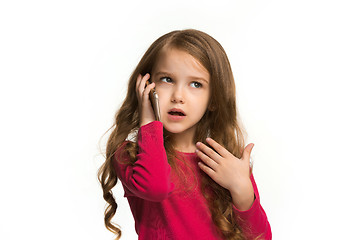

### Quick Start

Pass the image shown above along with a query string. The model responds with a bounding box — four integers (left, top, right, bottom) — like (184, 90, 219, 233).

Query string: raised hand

(136, 73, 156, 127)
(195, 138, 255, 210)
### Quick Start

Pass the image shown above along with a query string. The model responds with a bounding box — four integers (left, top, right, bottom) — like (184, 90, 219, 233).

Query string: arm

(232, 174, 272, 240)
(196, 138, 271, 239)
(113, 121, 174, 202)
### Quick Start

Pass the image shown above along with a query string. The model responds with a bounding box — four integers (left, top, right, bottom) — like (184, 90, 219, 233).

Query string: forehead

(153, 47, 210, 79)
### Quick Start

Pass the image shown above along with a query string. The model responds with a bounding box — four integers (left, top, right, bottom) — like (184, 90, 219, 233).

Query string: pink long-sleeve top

(113, 121, 271, 240)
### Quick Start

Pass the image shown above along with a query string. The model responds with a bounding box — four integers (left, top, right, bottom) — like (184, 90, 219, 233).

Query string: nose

(170, 86, 185, 103)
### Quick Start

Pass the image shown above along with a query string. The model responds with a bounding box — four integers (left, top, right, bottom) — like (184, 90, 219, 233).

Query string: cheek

(155, 84, 168, 97)
(197, 94, 211, 114)
(191, 90, 210, 105)
(156, 90, 169, 110)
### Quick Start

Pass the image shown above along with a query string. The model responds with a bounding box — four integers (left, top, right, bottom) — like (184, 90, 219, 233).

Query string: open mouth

(168, 109, 186, 116)
(168, 111, 185, 116)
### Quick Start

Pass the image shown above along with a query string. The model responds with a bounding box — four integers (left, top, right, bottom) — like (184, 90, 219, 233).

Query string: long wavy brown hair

(98, 29, 257, 239)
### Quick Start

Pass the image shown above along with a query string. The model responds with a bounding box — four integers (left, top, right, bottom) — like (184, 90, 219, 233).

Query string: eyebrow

(154, 71, 209, 83)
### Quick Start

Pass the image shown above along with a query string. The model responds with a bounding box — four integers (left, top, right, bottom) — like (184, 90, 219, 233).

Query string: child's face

(151, 47, 210, 138)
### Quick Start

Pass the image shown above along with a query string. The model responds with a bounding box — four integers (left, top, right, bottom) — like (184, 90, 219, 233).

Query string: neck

(169, 128, 197, 153)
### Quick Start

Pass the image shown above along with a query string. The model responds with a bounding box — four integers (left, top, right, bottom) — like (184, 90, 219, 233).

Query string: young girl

(98, 29, 271, 240)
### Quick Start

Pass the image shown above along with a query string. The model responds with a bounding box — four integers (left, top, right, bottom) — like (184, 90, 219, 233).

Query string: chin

(163, 122, 196, 136)
(163, 126, 185, 134)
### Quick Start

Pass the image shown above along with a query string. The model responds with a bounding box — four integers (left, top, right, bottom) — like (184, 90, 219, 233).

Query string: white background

(1, 0, 359, 239)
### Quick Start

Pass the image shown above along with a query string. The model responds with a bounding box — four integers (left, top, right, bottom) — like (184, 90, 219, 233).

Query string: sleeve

(232, 174, 272, 240)
(112, 121, 175, 202)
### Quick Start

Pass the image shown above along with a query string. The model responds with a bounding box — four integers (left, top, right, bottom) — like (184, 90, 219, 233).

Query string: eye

(190, 81, 202, 88)
(160, 77, 172, 83)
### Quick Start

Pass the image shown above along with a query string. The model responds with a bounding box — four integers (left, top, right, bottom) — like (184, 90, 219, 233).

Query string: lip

(167, 108, 186, 121)
(168, 108, 186, 115)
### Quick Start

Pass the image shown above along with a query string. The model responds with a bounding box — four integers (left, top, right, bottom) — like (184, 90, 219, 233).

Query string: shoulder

(114, 141, 136, 164)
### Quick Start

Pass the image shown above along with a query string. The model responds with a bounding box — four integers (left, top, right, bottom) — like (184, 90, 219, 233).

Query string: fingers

(136, 73, 151, 99)
(144, 82, 155, 96)
(242, 143, 254, 162)
(205, 138, 230, 157)
(136, 73, 157, 126)
(198, 161, 216, 179)
(195, 147, 219, 170)
(135, 74, 142, 92)
(136, 73, 156, 106)
(141, 82, 155, 105)
(196, 138, 254, 164)
(196, 141, 222, 164)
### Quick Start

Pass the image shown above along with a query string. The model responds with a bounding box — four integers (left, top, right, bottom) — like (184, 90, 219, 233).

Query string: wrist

(230, 180, 255, 211)
(140, 119, 153, 127)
